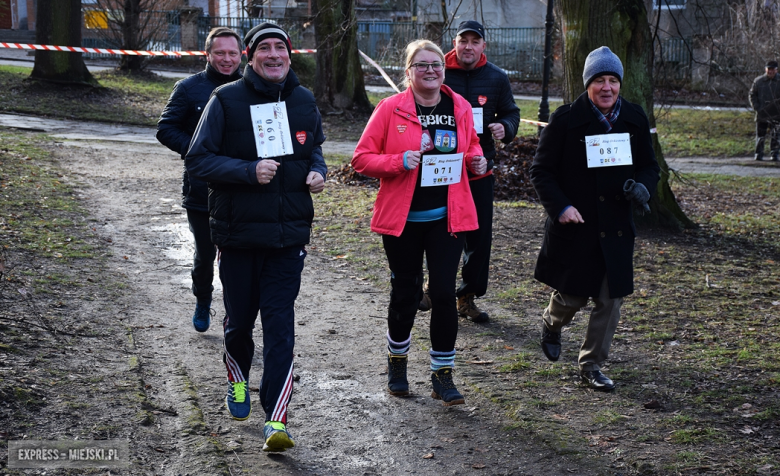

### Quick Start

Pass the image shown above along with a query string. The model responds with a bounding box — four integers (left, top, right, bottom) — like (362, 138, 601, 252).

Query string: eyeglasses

(410, 62, 444, 72)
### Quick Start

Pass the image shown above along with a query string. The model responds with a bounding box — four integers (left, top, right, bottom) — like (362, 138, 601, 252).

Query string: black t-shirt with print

(410, 92, 457, 212)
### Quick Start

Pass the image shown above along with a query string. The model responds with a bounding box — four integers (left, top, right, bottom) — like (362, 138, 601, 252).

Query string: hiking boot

(430, 368, 465, 406)
(755, 152, 764, 161)
(418, 278, 431, 311)
(387, 354, 409, 396)
(457, 294, 489, 323)
(192, 301, 213, 333)
(225, 381, 251, 421)
(263, 421, 295, 452)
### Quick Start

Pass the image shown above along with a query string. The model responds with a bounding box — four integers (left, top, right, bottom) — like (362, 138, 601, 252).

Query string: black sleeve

(530, 106, 571, 219)
(156, 80, 193, 159)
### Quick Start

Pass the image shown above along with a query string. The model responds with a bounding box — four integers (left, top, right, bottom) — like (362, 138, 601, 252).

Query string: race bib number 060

(585, 133, 632, 168)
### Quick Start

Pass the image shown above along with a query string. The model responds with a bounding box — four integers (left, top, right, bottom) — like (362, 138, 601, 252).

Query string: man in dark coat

(186, 23, 327, 452)
(435, 20, 520, 323)
(530, 46, 660, 391)
(156, 27, 242, 332)
(749, 60, 780, 161)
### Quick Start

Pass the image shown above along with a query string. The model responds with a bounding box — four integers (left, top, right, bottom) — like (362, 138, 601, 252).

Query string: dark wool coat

(530, 92, 660, 299)
(156, 63, 241, 212)
(749, 74, 780, 122)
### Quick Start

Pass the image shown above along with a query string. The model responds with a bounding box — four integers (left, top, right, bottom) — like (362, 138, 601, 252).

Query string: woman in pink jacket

(352, 39, 486, 405)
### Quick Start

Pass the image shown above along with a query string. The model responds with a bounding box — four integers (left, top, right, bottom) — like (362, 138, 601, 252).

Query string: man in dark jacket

(156, 27, 242, 332)
(530, 46, 660, 391)
(749, 60, 780, 161)
(186, 23, 326, 452)
(425, 20, 519, 323)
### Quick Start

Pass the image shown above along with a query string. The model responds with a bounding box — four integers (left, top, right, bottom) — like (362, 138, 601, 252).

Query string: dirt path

(48, 138, 606, 475)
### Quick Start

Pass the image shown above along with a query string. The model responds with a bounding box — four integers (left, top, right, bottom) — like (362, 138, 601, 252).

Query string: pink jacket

(352, 85, 482, 237)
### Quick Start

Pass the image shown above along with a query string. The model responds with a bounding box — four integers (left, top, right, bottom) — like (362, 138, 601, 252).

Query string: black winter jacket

(444, 51, 520, 172)
(530, 93, 660, 299)
(156, 63, 241, 212)
(185, 65, 327, 250)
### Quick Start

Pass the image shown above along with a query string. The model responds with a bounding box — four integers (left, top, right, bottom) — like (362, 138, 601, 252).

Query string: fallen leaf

(441, 437, 456, 443)
(644, 399, 662, 409)
(503, 345, 514, 350)
(465, 360, 494, 365)
(472, 463, 486, 469)
(422, 452, 434, 459)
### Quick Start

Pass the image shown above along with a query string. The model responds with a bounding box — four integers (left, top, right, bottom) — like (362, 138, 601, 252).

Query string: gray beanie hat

(582, 46, 623, 87)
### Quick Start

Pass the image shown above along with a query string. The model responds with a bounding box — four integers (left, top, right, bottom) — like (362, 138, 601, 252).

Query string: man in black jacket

(749, 60, 780, 161)
(156, 27, 242, 332)
(530, 47, 659, 391)
(186, 23, 326, 453)
(434, 20, 519, 323)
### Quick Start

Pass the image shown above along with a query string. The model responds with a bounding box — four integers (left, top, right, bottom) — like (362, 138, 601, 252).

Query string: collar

(205, 63, 241, 84)
(444, 49, 488, 71)
(588, 96, 622, 133)
(242, 64, 300, 100)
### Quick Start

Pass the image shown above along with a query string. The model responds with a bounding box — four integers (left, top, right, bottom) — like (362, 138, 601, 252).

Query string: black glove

(623, 179, 651, 215)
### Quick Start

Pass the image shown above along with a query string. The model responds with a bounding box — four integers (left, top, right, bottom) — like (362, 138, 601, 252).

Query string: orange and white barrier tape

(521, 118, 548, 127)
(0, 42, 316, 56)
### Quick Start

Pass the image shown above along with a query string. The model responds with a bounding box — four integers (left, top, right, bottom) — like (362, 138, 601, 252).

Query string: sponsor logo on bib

(296, 131, 306, 145)
(478, 95, 487, 106)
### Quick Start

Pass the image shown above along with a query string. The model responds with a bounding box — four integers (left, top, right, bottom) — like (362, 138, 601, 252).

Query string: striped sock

(387, 332, 411, 356)
(430, 349, 456, 371)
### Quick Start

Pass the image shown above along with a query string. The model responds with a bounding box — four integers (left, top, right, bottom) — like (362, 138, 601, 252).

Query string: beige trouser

(542, 275, 623, 372)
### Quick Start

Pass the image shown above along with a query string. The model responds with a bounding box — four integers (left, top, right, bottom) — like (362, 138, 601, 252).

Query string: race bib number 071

(585, 133, 632, 168)
(420, 153, 463, 187)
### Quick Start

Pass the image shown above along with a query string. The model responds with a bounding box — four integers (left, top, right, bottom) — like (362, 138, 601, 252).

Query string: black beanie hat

(244, 23, 292, 59)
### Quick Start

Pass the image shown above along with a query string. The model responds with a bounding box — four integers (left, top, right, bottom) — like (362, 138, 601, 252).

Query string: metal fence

(654, 36, 691, 81)
(355, 21, 545, 80)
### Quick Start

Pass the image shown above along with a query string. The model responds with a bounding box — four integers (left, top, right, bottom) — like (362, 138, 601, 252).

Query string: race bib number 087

(585, 133, 632, 168)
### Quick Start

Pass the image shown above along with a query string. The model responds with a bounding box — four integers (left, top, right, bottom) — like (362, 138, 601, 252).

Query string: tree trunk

(559, 0, 695, 230)
(313, 0, 372, 113)
(31, 0, 97, 85)
(118, 0, 143, 71)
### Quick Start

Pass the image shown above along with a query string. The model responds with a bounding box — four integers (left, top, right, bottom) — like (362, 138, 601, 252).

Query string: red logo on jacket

(296, 131, 306, 145)
(478, 95, 487, 106)
(397, 124, 407, 133)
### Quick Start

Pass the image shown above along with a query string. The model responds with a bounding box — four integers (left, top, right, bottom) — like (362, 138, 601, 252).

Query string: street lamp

(537, 0, 554, 135)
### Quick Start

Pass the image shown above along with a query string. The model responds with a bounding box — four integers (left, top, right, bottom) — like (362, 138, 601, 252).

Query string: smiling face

(587, 74, 621, 114)
(206, 36, 242, 76)
(407, 49, 444, 96)
(453, 31, 485, 70)
(251, 38, 290, 83)
(767, 67, 778, 79)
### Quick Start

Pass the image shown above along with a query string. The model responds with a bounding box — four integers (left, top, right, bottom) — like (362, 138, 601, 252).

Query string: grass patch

(0, 65, 176, 126)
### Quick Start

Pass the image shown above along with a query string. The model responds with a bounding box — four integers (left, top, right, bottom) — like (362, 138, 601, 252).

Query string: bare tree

(312, 0, 372, 113)
(559, 0, 695, 229)
(31, 0, 97, 85)
(87, 0, 173, 72)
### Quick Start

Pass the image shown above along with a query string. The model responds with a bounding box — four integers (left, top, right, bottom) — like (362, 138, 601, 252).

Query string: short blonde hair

(402, 39, 445, 89)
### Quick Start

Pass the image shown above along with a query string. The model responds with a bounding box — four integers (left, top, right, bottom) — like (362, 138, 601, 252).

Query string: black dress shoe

(580, 370, 615, 391)
(540, 324, 561, 361)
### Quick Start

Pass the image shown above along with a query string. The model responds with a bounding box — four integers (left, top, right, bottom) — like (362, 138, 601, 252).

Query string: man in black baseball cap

(420, 20, 519, 323)
(750, 60, 780, 160)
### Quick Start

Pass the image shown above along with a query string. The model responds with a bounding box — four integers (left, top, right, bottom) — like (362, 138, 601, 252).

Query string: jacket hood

(444, 49, 487, 70)
(242, 64, 301, 100)
(205, 63, 242, 84)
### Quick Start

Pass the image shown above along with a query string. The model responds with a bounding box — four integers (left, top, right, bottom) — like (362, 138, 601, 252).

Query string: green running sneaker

(225, 381, 251, 421)
(263, 421, 295, 452)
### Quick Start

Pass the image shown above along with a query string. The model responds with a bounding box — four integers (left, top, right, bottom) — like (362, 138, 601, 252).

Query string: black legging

(382, 219, 465, 352)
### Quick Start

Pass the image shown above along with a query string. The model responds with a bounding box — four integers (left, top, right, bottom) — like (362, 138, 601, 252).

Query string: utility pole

(537, 0, 554, 135)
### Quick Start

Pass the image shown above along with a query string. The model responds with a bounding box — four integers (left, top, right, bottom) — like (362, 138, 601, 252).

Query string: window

(653, 0, 686, 10)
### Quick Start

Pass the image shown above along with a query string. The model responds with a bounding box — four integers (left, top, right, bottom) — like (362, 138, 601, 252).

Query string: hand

(488, 123, 506, 140)
(405, 150, 422, 170)
(559, 206, 584, 224)
(306, 171, 325, 194)
(470, 155, 487, 175)
(256, 159, 280, 184)
(623, 179, 651, 215)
